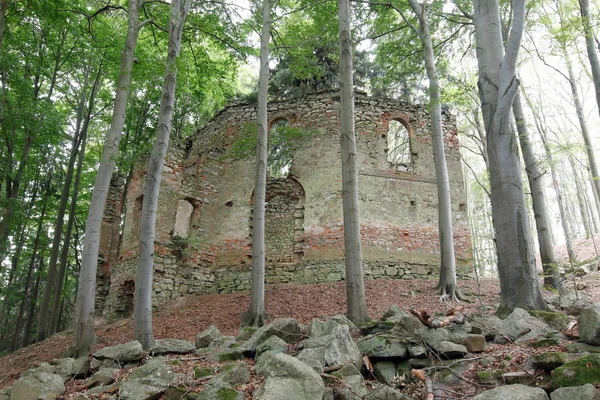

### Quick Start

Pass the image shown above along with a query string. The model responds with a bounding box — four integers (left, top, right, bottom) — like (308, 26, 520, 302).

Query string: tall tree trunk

(0, 175, 40, 330)
(338, 0, 370, 324)
(12, 178, 51, 351)
(513, 91, 560, 289)
(561, 44, 600, 218)
(579, 0, 600, 208)
(135, 0, 190, 349)
(49, 59, 102, 335)
(571, 156, 593, 239)
(68, 0, 142, 358)
(472, 0, 546, 314)
(23, 261, 42, 348)
(38, 68, 92, 342)
(242, 0, 271, 328)
(0, 0, 7, 50)
(525, 92, 578, 265)
(403, 0, 464, 302)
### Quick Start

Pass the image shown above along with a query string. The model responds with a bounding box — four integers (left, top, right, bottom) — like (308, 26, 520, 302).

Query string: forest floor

(1, 268, 600, 398)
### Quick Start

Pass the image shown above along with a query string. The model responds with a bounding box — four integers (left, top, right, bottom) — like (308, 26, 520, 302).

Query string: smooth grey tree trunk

(404, 0, 464, 302)
(135, 0, 190, 350)
(513, 91, 560, 290)
(68, 0, 142, 358)
(472, 0, 546, 314)
(571, 156, 593, 238)
(579, 0, 600, 207)
(338, 0, 370, 324)
(525, 91, 578, 265)
(561, 45, 600, 220)
(242, 0, 271, 328)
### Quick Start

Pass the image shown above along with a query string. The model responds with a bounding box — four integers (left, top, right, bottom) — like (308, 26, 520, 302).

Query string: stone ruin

(98, 91, 472, 320)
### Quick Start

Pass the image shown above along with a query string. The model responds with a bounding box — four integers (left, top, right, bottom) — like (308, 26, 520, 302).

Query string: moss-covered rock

(552, 354, 600, 389)
(533, 352, 567, 371)
(194, 367, 213, 378)
(476, 369, 503, 384)
(529, 336, 560, 348)
(530, 310, 569, 331)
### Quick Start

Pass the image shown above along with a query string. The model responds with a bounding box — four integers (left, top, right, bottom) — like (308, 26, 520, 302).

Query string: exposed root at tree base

(437, 284, 468, 302)
(241, 310, 268, 329)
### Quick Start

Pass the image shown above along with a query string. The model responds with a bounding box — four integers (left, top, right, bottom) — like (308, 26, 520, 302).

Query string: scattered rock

(550, 383, 600, 400)
(256, 335, 287, 358)
(151, 339, 195, 355)
(472, 383, 549, 399)
(196, 325, 221, 348)
(495, 308, 554, 344)
(197, 379, 245, 400)
(552, 353, 600, 388)
(357, 335, 408, 359)
(533, 352, 568, 371)
(529, 310, 569, 331)
(296, 348, 323, 372)
(11, 372, 66, 400)
(255, 353, 325, 400)
(86, 367, 120, 388)
(242, 318, 302, 356)
(93, 341, 144, 363)
(215, 361, 250, 386)
(373, 361, 396, 384)
(430, 340, 468, 359)
(324, 324, 362, 367)
(578, 303, 600, 345)
(118, 380, 166, 400)
(365, 384, 412, 399)
(564, 341, 600, 353)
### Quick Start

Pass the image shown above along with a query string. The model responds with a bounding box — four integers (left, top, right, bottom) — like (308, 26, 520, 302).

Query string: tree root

(241, 309, 267, 328)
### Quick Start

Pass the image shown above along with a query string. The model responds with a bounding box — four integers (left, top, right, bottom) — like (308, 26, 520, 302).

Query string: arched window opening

(387, 120, 412, 166)
(268, 119, 293, 178)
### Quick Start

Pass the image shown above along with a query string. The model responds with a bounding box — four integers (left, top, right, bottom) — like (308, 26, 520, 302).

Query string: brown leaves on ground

(1, 273, 600, 391)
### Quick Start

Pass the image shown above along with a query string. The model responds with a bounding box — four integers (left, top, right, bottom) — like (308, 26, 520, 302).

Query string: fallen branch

(412, 369, 434, 400)
(410, 308, 466, 329)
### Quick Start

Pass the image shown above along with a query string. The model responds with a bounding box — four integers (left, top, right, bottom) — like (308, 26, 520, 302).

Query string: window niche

(268, 118, 292, 179)
(386, 119, 413, 171)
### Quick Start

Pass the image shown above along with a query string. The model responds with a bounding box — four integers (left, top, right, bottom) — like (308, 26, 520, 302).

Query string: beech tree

(394, 0, 466, 301)
(68, 0, 144, 357)
(472, 0, 545, 314)
(134, 0, 191, 350)
(242, 0, 271, 328)
(338, 0, 370, 324)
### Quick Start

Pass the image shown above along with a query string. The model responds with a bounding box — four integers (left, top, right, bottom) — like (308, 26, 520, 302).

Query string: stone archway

(258, 177, 305, 263)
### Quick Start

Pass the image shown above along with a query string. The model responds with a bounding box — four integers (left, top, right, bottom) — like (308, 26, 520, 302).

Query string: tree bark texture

(243, 0, 271, 328)
(68, 0, 142, 358)
(513, 91, 560, 290)
(135, 0, 190, 350)
(338, 0, 370, 324)
(472, 0, 546, 313)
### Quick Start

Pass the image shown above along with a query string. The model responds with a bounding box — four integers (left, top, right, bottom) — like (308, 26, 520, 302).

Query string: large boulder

(578, 303, 600, 345)
(472, 384, 549, 400)
(358, 335, 408, 360)
(495, 308, 554, 344)
(552, 354, 600, 389)
(365, 384, 412, 400)
(323, 324, 362, 367)
(118, 380, 166, 400)
(533, 352, 568, 371)
(197, 379, 244, 400)
(242, 318, 302, 355)
(550, 384, 600, 400)
(93, 341, 144, 363)
(11, 372, 66, 400)
(86, 367, 120, 388)
(373, 361, 396, 384)
(255, 353, 324, 400)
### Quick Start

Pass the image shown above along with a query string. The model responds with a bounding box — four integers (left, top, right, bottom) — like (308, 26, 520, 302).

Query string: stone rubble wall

(102, 91, 472, 320)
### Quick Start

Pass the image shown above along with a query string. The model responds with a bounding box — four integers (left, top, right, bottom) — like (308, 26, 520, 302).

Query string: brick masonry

(101, 91, 472, 320)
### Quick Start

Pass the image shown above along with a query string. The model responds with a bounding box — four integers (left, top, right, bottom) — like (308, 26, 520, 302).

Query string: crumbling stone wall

(102, 91, 472, 319)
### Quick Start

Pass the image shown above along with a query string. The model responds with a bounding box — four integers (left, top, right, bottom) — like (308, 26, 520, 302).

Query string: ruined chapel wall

(103, 91, 472, 319)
